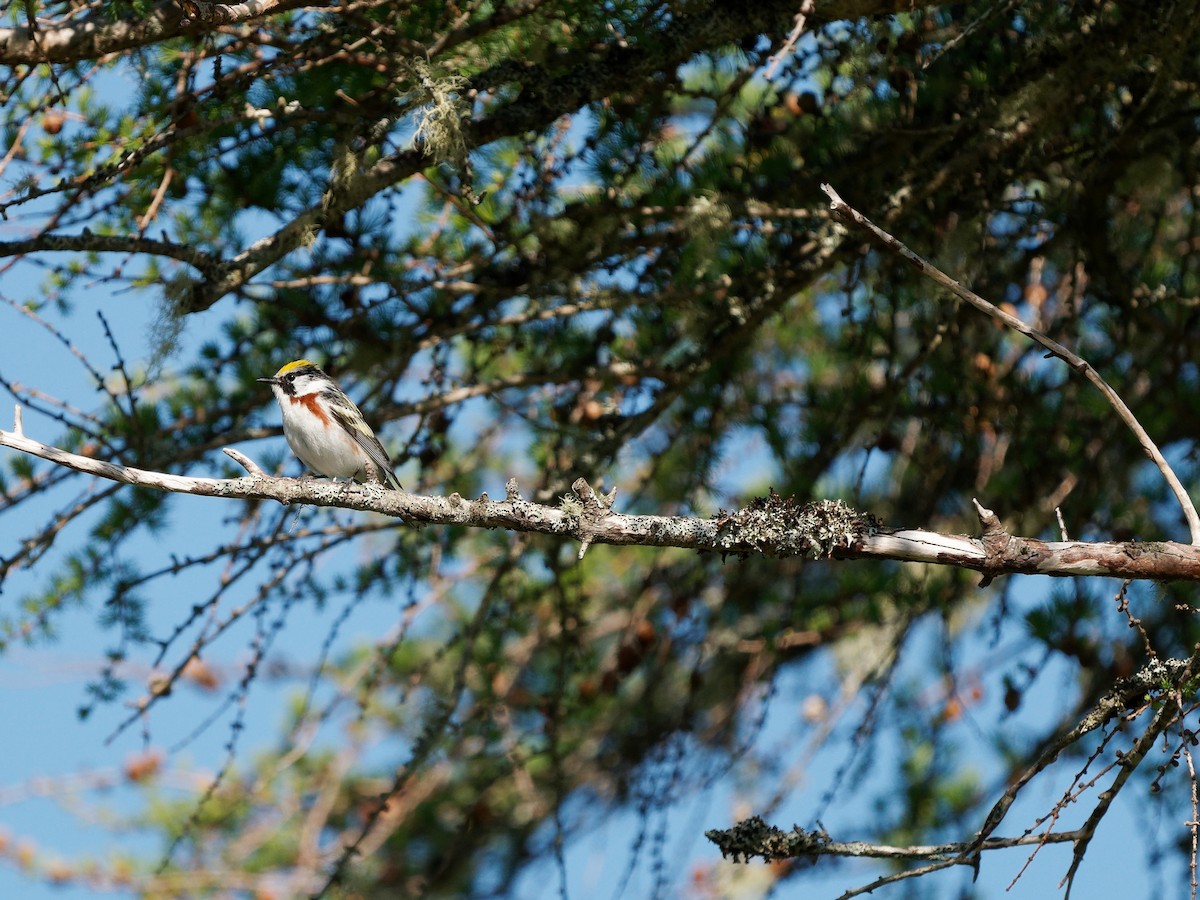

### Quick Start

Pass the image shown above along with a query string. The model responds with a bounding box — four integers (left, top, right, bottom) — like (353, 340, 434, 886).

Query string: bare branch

(821, 182, 1200, 546)
(176, 146, 426, 313)
(222, 447, 267, 477)
(763, 0, 815, 80)
(705, 813, 1077, 862)
(711, 657, 1197, 895)
(6, 416, 1200, 580)
(971, 657, 1193, 855)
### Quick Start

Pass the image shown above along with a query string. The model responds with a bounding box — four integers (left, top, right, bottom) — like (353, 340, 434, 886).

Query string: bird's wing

(327, 398, 403, 490)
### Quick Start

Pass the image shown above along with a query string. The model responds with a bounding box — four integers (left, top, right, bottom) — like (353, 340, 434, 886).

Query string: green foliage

(4, 0, 1200, 895)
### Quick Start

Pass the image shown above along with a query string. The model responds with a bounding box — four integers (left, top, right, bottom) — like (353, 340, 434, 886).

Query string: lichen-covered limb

(705, 814, 1076, 864)
(709, 653, 1189, 893)
(5, 418, 1200, 579)
(707, 652, 1196, 895)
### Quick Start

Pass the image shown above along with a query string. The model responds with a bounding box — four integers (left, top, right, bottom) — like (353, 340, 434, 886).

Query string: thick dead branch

(177, 0, 292, 27)
(6, 415, 1200, 580)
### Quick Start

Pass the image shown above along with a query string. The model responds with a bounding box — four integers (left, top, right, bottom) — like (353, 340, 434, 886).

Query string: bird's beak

(257, 376, 279, 385)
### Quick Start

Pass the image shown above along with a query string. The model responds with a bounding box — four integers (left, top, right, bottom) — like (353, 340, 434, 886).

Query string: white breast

(280, 400, 367, 480)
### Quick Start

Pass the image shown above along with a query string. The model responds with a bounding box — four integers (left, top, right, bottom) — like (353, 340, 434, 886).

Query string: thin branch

(763, 0, 814, 80)
(971, 657, 1192, 855)
(837, 857, 964, 899)
(0, 118, 32, 183)
(175, 145, 426, 313)
(821, 183, 1200, 545)
(137, 167, 174, 233)
(922, 0, 1025, 71)
(1060, 701, 1178, 898)
(705, 813, 1078, 862)
(1185, 743, 1199, 900)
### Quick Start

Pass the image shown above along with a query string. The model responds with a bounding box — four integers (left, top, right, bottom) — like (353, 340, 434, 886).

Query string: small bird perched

(258, 359, 403, 490)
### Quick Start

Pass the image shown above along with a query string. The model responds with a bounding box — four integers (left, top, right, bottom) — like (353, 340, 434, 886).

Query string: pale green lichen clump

(714, 492, 882, 559)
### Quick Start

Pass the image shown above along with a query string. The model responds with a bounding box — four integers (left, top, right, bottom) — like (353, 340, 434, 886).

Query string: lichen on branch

(706, 815, 830, 862)
(714, 492, 883, 559)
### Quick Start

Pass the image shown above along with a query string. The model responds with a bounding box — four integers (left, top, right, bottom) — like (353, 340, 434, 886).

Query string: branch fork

(566, 477, 617, 559)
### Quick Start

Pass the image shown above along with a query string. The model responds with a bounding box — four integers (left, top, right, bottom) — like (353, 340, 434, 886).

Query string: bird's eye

(285, 373, 296, 383)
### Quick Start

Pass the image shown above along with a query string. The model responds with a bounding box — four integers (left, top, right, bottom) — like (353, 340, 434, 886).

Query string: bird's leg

(362, 460, 383, 486)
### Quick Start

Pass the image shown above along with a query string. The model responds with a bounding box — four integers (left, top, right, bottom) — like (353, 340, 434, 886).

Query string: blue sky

(0, 45, 1190, 900)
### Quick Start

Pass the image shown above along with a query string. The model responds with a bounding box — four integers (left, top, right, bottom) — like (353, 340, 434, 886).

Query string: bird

(258, 359, 403, 490)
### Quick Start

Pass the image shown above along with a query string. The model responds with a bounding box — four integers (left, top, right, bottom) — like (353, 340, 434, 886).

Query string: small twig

(821, 183, 1200, 546)
(222, 447, 267, 477)
(1056, 507, 1069, 541)
(138, 166, 174, 232)
(0, 118, 31, 183)
(97, 309, 140, 431)
(763, 1, 814, 81)
(922, 0, 1024, 71)
(1184, 742, 1199, 900)
(1059, 702, 1177, 897)
(12, 403, 23, 436)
